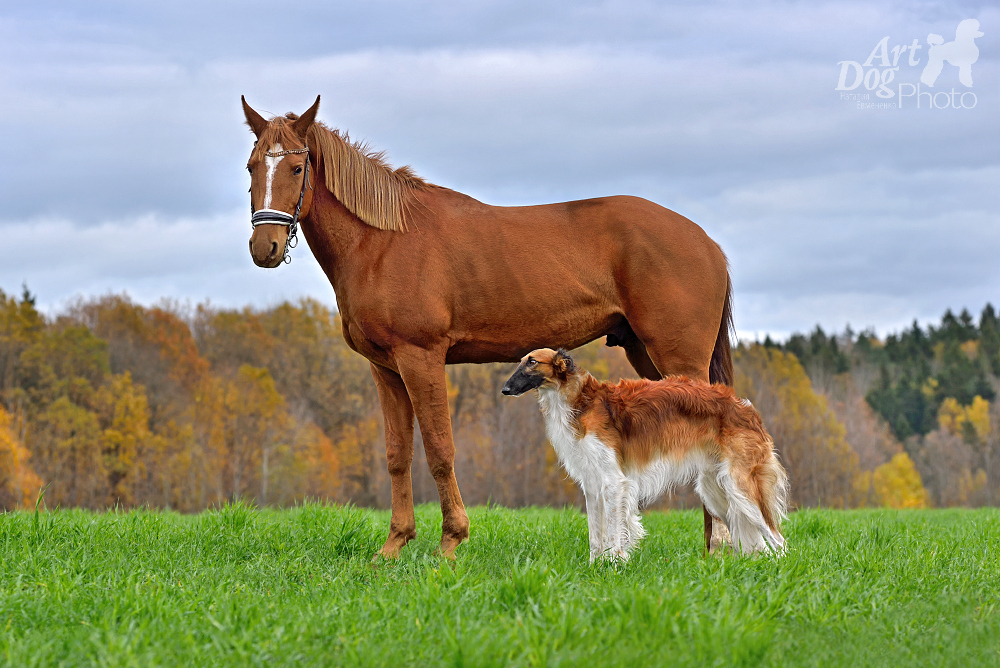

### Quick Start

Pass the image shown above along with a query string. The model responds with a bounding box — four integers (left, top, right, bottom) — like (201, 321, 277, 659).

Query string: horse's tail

(709, 270, 734, 387)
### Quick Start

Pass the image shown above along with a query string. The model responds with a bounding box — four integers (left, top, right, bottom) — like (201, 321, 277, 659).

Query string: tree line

(763, 305, 1000, 508)
(1, 285, 996, 512)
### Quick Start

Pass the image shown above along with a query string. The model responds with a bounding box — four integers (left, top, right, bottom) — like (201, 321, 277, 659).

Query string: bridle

(250, 145, 311, 264)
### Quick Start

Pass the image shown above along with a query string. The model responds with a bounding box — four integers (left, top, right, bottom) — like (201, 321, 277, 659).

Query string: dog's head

(957, 18, 984, 40)
(501, 348, 577, 396)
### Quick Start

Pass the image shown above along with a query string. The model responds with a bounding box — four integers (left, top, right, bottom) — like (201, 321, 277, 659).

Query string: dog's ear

(552, 349, 576, 378)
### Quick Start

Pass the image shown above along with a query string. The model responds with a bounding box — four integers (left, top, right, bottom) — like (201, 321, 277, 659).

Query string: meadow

(0, 504, 997, 667)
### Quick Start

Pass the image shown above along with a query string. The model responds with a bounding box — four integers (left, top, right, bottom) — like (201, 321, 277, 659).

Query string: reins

(250, 146, 311, 264)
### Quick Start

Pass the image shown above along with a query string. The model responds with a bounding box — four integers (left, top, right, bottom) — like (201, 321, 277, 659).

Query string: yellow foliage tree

(297, 422, 341, 501)
(872, 452, 928, 508)
(938, 396, 990, 442)
(31, 396, 107, 508)
(0, 405, 41, 509)
(94, 373, 151, 506)
(222, 365, 289, 504)
(333, 417, 381, 505)
(938, 396, 991, 443)
(735, 344, 863, 508)
(936, 397, 992, 505)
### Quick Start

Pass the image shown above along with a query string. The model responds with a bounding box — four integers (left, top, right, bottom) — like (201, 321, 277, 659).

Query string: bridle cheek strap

(249, 147, 311, 264)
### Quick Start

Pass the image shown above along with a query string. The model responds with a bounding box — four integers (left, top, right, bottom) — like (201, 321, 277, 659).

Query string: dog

(502, 348, 788, 562)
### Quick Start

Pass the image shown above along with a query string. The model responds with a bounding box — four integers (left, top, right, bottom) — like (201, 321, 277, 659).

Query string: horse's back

(398, 188, 728, 364)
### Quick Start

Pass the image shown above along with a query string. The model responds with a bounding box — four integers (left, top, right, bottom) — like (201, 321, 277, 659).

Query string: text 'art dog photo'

(2, 2, 997, 666)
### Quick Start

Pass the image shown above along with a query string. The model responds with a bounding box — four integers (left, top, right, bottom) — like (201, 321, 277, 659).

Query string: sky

(2, 0, 998, 341)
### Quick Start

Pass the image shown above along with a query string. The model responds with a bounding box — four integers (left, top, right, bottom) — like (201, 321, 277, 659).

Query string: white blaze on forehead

(262, 143, 285, 209)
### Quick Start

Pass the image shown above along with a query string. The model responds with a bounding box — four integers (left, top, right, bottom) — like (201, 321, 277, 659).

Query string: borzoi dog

(502, 348, 788, 562)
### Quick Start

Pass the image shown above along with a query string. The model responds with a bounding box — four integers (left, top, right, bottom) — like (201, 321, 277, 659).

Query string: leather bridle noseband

(250, 146, 311, 264)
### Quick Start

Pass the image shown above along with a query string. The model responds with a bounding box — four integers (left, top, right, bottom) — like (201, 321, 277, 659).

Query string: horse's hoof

(377, 530, 415, 561)
(439, 535, 467, 560)
(372, 548, 398, 563)
(708, 516, 732, 555)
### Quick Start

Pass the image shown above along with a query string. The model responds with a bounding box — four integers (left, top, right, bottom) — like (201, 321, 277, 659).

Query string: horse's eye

(247, 167, 253, 175)
(293, 166, 303, 176)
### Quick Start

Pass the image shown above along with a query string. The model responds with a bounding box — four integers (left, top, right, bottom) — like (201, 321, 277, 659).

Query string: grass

(0, 503, 997, 667)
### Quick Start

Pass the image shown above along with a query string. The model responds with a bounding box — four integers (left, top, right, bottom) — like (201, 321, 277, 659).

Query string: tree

(94, 373, 151, 507)
(31, 396, 107, 508)
(735, 344, 863, 508)
(871, 453, 928, 509)
(222, 365, 289, 504)
(0, 404, 41, 509)
(980, 303, 1000, 375)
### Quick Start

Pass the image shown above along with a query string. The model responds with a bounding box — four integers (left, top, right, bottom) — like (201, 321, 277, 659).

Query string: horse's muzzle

(249, 224, 290, 268)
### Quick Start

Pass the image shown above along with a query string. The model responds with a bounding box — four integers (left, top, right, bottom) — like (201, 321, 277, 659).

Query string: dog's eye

(527, 359, 536, 367)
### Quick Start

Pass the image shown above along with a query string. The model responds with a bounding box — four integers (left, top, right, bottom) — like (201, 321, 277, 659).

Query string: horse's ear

(292, 96, 321, 138)
(242, 96, 268, 137)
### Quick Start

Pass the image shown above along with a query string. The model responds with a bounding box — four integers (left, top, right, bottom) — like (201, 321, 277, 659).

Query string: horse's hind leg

(617, 327, 662, 380)
(371, 363, 417, 559)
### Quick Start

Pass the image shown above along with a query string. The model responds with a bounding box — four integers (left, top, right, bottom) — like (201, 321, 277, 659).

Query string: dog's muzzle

(502, 369, 544, 396)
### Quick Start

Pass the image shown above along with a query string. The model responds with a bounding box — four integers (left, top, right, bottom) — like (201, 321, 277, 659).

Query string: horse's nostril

(270, 241, 278, 258)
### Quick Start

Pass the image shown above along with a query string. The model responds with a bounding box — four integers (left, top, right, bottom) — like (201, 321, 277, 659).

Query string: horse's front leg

(371, 363, 417, 559)
(395, 346, 470, 558)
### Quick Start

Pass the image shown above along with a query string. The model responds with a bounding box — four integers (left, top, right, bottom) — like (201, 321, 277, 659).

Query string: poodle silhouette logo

(835, 19, 984, 109)
(921, 19, 984, 87)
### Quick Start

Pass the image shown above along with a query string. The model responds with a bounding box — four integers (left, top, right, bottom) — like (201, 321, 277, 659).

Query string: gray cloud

(1, 0, 998, 338)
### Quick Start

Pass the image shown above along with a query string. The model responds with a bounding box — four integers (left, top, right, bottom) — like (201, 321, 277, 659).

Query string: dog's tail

(753, 442, 789, 550)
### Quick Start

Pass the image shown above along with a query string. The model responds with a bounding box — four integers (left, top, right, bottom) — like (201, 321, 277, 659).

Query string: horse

(241, 95, 735, 558)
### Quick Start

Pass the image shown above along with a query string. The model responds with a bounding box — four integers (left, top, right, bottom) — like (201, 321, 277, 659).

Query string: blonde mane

(252, 116, 430, 232)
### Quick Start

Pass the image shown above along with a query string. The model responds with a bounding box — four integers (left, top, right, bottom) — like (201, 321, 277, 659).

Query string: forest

(1, 285, 997, 512)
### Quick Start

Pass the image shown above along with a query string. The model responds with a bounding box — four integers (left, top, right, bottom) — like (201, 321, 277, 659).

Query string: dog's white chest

(538, 390, 620, 491)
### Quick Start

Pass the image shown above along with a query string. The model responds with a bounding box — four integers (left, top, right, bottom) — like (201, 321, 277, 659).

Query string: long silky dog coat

(503, 348, 788, 561)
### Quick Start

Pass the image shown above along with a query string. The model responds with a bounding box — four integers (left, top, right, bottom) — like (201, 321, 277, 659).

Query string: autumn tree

(871, 453, 928, 509)
(0, 404, 41, 509)
(735, 344, 863, 508)
(5, 284, 996, 513)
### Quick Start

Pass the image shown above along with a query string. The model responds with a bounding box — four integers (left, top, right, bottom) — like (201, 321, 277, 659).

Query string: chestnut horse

(241, 96, 734, 558)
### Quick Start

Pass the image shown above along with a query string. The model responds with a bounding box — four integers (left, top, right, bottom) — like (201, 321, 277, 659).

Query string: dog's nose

(501, 383, 514, 396)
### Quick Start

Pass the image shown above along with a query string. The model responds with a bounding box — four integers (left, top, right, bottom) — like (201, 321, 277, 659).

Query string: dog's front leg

(584, 487, 605, 563)
(602, 482, 629, 562)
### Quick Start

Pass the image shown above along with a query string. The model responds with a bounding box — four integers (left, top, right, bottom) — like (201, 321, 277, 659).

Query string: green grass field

(1, 504, 997, 667)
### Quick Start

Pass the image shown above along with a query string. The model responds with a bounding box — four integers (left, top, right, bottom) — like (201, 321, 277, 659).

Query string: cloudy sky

(2, 0, 998, 340)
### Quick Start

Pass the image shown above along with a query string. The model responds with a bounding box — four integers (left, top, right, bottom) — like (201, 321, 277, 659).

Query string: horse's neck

(300, 184, 369, 293)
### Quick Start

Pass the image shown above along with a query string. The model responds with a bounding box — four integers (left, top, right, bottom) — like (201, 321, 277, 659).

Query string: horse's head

(242, 95, 321, 268)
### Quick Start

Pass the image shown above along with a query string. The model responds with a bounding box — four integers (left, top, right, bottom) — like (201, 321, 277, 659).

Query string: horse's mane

(251, 114, 430, 232)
